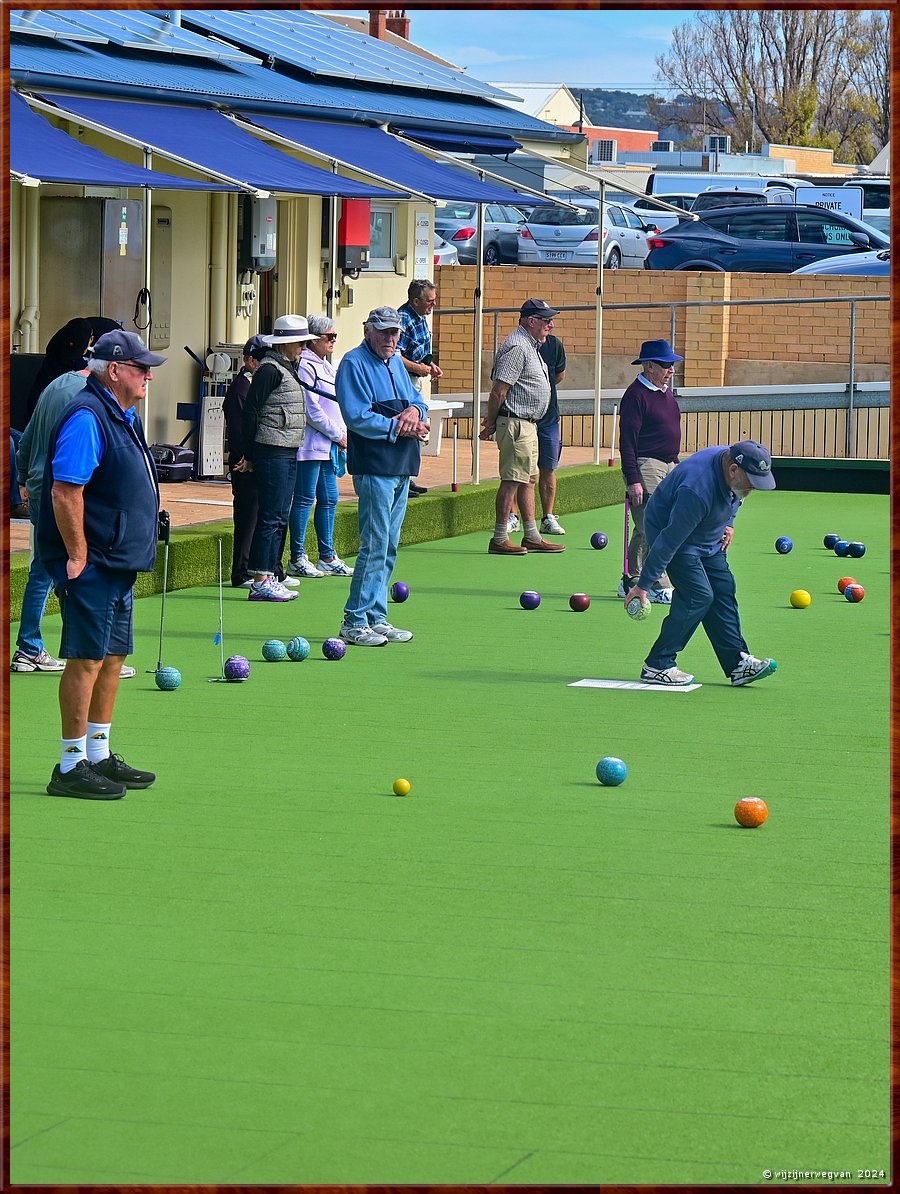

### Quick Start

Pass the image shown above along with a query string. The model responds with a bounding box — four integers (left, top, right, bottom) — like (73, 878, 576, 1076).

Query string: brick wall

(432, 266, 889, 393)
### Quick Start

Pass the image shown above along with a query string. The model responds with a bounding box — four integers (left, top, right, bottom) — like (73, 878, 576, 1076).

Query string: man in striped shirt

(480, 298, 566, 555)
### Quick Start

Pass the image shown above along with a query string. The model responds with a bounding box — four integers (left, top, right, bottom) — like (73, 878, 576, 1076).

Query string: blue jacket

(38, 375, 160, 573)
(638, 446, 740, 589)
(335, 340, 428, 477)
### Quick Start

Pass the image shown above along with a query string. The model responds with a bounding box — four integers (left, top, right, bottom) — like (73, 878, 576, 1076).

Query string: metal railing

(433, 291, 889, 462)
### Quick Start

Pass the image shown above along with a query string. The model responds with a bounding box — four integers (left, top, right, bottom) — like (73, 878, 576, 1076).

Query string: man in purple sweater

(618, 339, 684, 603)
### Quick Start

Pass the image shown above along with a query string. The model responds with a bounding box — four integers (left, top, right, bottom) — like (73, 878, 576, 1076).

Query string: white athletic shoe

(616, 577, 631, 599)
(339, 623, 388, 647)
(368, 622, 413, 643)
(10, 648, 64, 673)
(280, 575, 302, 588)
(119, 665, 136, 679)
(286, 555, 324, 579)
(506, 513, 520, 534)
(540, 514, 566, 535)
(730, 653, 777, 687)
(317, 556, 354, 576)
(648, 587, 674, 604)
(640, 664, 695, 686)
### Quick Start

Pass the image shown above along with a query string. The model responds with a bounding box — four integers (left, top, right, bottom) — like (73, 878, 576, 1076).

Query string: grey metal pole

(471, 203, 485, 484)
(846, 300, 857, 457)
(670, 304, 677, 351)
(593, 180, 605, 465)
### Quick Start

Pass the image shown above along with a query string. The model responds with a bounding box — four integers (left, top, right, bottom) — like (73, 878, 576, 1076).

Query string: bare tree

(654, 11, 889, 161)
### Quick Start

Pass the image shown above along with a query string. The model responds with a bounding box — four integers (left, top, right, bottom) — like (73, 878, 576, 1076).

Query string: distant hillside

(573, 89, 710, 145)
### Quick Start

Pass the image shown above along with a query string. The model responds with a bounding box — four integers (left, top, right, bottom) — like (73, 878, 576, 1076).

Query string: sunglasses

(117, 361, 152, 376)
(322, 333, 338, 341)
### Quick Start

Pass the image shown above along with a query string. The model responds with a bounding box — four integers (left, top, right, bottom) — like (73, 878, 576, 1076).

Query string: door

(621, 206, 650, 266)
(792, 210, 872, 268)
(703, 211, 796, 272)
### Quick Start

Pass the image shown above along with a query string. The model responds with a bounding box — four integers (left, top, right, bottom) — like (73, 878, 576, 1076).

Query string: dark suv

(645, 205, 888, 272)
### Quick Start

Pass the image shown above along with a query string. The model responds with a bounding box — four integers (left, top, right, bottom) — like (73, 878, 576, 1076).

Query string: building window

(367, 204, 396, 271)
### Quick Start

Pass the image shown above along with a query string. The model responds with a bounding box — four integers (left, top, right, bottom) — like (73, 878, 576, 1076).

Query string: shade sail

(36, 94, 409, 198)
(237, 112, 541, 205)
(391, 127, 522, 155)
(10, 91, 233, 189)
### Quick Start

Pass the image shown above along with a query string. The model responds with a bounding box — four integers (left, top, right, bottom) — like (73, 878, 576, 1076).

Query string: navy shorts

(537, 419, 562, 471)
(49, 561, 136, 660)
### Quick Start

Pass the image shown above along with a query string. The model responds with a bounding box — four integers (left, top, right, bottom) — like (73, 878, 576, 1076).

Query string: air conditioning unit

(591, 139, 617, 163)
(704, 134, 732, 153)
(651, 140, 675, 152)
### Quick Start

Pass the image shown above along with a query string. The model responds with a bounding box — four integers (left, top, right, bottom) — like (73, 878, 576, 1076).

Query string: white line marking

(569, 679, 703, 692)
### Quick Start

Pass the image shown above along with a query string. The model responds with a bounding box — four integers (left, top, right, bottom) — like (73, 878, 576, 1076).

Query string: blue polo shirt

(53, 404, 138, 484)
(638, 446, 741, 589)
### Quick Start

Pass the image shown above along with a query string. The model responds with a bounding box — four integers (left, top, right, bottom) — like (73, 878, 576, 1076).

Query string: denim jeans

(343, 473, 409, 628)
(16, 524, 54, 656)
(644, 547, 749, 676)
(289, 459, 338, 560)
(247, 446, 297, 576)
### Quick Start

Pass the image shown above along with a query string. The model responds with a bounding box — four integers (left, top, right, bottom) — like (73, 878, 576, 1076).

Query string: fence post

(846, 301, 857, 458)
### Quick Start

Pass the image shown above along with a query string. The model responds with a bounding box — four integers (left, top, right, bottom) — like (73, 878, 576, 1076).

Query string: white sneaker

(339, 623, 388, 647)
(506, 513, 520, 534)
(286, 555, 325, 579)
(731, 653, 777, 687)
(119, 664, 136, 679)
(540, 514, 566, 535)
(317, 556, 354, 577)
(249, 577, 299, 602)
(368, 622, 413, 643)
(616, 577, 632, 599)
(648, 587, 673, 604)
(640, 664, 694, 685)
(280, 574, 302, 588)
(10, 648, 64, 672)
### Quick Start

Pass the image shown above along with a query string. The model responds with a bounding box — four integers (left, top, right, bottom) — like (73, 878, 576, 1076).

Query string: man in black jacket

(38, 330, 164, 800)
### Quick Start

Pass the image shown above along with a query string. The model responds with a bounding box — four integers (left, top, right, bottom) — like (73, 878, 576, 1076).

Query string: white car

(433, 233, 459, 266)
(517, 200, 650, 269)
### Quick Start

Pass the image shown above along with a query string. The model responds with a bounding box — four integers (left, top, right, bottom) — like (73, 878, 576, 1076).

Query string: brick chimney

(368, 9, 387, 39)
(385, 9, 410, 40)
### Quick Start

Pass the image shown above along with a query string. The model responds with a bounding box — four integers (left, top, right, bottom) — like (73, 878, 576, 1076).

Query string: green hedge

(9, 464, 624, 621)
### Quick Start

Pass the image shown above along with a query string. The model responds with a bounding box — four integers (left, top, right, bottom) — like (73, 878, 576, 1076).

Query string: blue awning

(237, 112, 541, 206)
(36, 94, 409, 199)
(10, 91, 233, 189)
(391, 127, 522, 155)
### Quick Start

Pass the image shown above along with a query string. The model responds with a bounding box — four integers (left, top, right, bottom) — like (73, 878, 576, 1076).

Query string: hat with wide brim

(632, 338, 684, 365)
(263, 315, 316, 345)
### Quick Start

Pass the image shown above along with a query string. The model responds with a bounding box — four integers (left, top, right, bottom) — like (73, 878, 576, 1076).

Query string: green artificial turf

(9, 492, 890, 1185)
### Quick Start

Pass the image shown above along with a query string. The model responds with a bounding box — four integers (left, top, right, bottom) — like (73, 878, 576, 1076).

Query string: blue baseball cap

(730, 440, 776, 489)
(88, 329, 166, 367)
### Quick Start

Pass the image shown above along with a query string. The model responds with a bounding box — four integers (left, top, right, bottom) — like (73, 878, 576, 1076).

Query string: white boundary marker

(570, 679, 703, 692)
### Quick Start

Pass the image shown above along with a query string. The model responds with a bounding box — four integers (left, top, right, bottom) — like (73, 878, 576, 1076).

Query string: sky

(339, 9, 684, 91)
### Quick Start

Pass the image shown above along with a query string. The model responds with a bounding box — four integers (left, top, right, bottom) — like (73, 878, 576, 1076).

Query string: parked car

(433, 233, 459, 266)
(628, 193, 697, 231)
(792, 249, 889, 277)
(517, 200, 650, 269)
(691, 187, 794, 212)
(645, 204, 889, 272)
(433, 202, 527, 265)
(861, 211, 890, 236)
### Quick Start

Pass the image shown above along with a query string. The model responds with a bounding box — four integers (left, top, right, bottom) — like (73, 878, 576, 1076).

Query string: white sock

(60, 736, 87, 774)
(494, 521, 509, 543)
(524, 520, 539, 539)
(86, 721, 112, 763)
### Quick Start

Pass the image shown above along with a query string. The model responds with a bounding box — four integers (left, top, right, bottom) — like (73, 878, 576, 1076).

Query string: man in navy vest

(38, 330, 164, 799)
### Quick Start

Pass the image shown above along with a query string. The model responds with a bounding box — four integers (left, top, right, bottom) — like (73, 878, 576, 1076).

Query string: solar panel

(10, 11, 108, 44)
(180, 10, 509, 99)
(12, 9, 258, 61)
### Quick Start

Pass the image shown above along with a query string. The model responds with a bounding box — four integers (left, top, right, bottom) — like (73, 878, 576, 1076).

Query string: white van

(645, 172, 812, 198)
